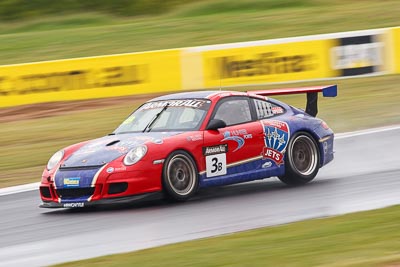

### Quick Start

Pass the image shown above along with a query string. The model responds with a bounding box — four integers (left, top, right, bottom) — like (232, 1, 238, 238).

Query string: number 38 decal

(206, 153, 227, 178)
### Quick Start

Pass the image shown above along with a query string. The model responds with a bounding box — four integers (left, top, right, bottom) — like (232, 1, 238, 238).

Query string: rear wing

(248, 85, 337, 117)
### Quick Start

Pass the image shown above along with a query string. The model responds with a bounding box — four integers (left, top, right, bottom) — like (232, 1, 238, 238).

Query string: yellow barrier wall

(0, 27, 398, 108)
(393, 27, 400, 74)
(200, 39, 337, 88)
(0, 50, 181, 108)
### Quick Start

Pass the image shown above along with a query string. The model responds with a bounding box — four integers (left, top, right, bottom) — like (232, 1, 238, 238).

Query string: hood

(61, 132, 180, 168)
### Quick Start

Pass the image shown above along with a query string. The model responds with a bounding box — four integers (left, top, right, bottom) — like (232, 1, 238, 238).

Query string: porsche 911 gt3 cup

(40, 85, 337, 208)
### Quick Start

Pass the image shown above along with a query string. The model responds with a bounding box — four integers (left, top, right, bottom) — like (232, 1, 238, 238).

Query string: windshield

(114, 99, 211, 133)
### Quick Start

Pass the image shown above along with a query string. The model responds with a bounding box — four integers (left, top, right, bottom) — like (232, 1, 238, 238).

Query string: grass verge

(54, 205, 400, 267)
(0, 0, 399, 64)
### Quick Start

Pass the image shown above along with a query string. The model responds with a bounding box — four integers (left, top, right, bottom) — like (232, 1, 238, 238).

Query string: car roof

(148, 90, 252, 102)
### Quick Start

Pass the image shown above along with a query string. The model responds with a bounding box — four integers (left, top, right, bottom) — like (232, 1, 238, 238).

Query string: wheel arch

(287, 128, 323, 167)
(164, 147, 200, 171)
(161, 148, 200, 201)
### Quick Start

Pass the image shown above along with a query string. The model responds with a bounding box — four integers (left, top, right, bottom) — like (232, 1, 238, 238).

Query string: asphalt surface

(0, 127, 399, 267)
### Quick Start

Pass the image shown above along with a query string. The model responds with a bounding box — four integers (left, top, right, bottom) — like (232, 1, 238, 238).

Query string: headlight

(47, 150, 64, 170)
(123, 145, 147, 165)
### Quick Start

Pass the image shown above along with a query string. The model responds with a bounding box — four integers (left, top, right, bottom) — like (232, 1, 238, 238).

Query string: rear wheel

(278, 132, 320, 186)
(162, 150, 199, 201)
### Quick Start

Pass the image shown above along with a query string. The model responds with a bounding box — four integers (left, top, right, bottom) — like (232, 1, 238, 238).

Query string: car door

(202, 96, 266, 186)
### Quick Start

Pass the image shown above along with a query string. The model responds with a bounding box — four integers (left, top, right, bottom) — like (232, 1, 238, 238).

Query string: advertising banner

(0, 50, 182, 108)
(198, 39, 336, 88)
(329, 30, 388, 76)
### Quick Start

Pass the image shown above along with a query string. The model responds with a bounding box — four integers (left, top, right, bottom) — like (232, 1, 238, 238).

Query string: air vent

(108, 182, 128, 195)
(106, 140, 120, 146)
(56, 187, 95, 199)
(40, 186, 52, 198)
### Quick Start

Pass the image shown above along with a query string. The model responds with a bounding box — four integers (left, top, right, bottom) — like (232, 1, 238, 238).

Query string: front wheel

(162, 150, 199, 201)
(278, 132, 320, 186)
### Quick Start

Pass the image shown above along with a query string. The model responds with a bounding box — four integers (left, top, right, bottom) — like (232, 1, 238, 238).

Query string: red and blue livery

(40, 85, 337, 208)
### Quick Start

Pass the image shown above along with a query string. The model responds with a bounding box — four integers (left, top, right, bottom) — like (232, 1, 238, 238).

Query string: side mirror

(206, 119, 226, 130)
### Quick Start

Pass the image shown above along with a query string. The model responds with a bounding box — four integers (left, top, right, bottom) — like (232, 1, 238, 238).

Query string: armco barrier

(0, 49, 181, 108)
(0, 27, 398, 108)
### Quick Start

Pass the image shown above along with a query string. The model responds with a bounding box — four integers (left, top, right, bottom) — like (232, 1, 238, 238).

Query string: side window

(253, 98, 285, 119)
(214, 98, 252, 126)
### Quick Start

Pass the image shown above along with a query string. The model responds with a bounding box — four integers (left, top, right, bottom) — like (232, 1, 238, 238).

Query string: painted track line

(1, 124, 399, 197)
(335, 124, 400, 139)
(0, 182, 40, 196)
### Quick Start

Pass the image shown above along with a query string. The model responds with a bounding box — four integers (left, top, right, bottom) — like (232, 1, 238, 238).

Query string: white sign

(206, 153, 227, 178)
(331, 43, 383, 69)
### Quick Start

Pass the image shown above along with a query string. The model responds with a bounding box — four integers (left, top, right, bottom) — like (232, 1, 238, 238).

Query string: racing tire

(278, 132, 320, 186)
(162, 150, 199, 201)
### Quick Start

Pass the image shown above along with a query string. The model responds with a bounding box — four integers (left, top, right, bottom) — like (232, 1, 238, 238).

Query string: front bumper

(40, 160, 164, 208)
(40, 191, 162, 208)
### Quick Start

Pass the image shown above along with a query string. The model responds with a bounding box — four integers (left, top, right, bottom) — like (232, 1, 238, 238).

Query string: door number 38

(206, 153, 227, 178)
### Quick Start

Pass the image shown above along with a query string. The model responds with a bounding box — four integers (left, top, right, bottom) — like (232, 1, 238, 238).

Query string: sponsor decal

(63, 177, 80, 187)
(323, 141, 328, 154)
(272, 106, 284, 114)
(0, 65, 148, 97)
(187, 134, 202, 141)
(153, 159, 165, 165)
(121, 136, 154, 146)
(106, 146, 128, 154)
(63, 202, 85, 208)
(221, 129, 252, 152)
(141, 99, 206, 110)
(262, 147, 282, 163)
(321, 121, 330, 130)
(107, 166, 127, 172)
(262, 120, 290, 165)
(203, 144, 228, 156)
(262, 161, 272, 169)
(213, 52, 315, 79)
(331, 35, 383, 76)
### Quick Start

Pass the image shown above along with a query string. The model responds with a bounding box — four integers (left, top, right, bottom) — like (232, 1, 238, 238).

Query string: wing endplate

(249, 85, 337, 117)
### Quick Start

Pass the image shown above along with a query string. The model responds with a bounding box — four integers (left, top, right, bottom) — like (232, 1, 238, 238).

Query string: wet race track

(1, 126, 400, 267)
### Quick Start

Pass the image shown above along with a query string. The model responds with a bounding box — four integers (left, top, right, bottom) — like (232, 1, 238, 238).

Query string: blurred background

(1, 1, 400, 266)
(1, 0, 399, 187)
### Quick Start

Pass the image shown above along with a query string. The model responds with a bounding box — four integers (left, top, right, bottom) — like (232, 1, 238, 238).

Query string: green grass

(0, 0, 399, 64)
(54, 205, 400, 267)
(0, 13, 119, 34)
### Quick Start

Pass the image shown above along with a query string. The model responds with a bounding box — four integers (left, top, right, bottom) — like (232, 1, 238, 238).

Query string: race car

(39, 85, 337, 208)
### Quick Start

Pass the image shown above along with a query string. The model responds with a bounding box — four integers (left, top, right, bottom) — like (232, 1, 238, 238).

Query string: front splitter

(40, 191, 162, 208)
